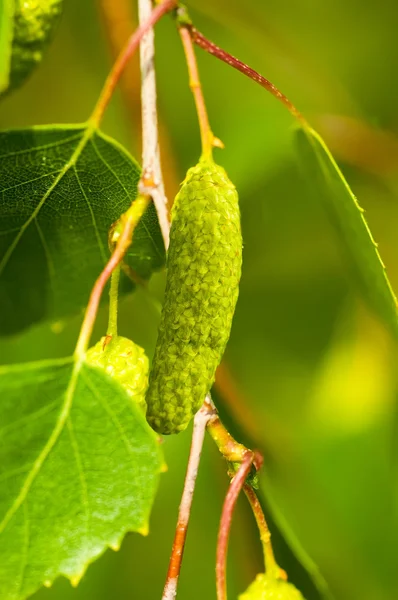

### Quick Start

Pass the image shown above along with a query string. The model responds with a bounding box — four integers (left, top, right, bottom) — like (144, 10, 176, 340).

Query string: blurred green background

(1, 0, 398, 598)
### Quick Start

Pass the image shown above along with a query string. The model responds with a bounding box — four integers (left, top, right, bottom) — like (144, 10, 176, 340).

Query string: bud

(86, 335, 148, 413)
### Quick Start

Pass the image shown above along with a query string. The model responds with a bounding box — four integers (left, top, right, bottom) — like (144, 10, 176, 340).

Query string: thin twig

(191, 27, 305, 123)
(207, 409, 248, 463)
(97, 0, 142, 144)
(98, 0, 180, 206)
(106, 264, 121, 336)
(74, 2, 174, 356)
(162, 397, 214, 600)
(178, 26, 218, 159)
(74, 195, 150, 359)
(243, 484, 284, 580)
(138, 0, 171, 250)
(216, 452, 254, 600)
(90, 0, 177, 128)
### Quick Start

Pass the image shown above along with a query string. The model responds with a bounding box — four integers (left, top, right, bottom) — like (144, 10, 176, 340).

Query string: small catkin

(239, 574, 305, 600)
(4, 0, 63, 96)
(86, 335, 148, 413)
(146, 158, 242, 434)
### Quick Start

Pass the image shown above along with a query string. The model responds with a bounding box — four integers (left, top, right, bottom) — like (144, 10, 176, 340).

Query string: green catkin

(4, 0, 63, 96)
(239, 574, 305, 600)
(86, 336, 148, 413)
(146, 158, 242, 434)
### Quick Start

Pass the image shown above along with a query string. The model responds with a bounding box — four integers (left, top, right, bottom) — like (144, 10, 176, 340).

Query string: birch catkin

(86, 336, 149, 413)
(146, 158, 242, 434)
(4, 0, 63, 96)
(239, 574, 305, 599)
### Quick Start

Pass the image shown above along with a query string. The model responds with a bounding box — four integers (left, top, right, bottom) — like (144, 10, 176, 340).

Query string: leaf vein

(72, 164, 107, 265)
(67, 417, 90, 549)
(81, 370, 137, 461)
(15, 501, 30, 598)
(0, 361, 82, 536)
(0, 132, 83, 160)
(0, 127, 94, 278)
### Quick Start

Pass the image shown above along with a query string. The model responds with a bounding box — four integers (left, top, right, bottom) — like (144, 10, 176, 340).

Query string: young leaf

(0, 356, 163, 599)
(0, 0, 14, 94)
(296, 125, 398, 338)
(0, 125, 165, 336)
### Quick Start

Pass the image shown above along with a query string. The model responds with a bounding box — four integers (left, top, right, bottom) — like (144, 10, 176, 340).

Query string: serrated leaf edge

(297, 123, 398, 336)
(0, 356, 164, 597)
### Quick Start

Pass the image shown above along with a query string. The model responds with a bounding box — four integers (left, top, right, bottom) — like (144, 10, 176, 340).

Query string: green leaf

(296, 124, 398, 338)
(0, 125, 165, 336)
(0, 0, 15, 94)
(0, 356, 163, 599)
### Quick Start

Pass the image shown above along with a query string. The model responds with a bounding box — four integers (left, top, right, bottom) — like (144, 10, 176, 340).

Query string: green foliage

(1, 1, 398, 599)
(2, 0, 63, 96)
(239, 573, 305, 600)
(0, 357, 163, 600)
(0, 125, 165, 336)
(146, 158, 242, 434)
(86, 335, 149, 413)
(296, 124, 398, 338)
(0, 0, 15, 94)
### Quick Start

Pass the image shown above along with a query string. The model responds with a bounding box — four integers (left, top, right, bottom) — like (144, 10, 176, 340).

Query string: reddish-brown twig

(216, 452, 254, 600)
(74, 196, 150, 358)
(162, 398, 214, 600)
(74, 0, 177, 357)
(90, 0, 177, 127)
(191, 27, 305, 123)
(97, 0, 141, 138)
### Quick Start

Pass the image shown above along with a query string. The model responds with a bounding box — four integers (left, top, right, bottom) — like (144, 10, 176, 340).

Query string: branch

(190, 27, 305, 123)
(75, 0, 176, 358)
(74, 195, 151, 359)
(90, 0, 177, 128)
(207, 406, 248, 463)
(216, 452, 254, 600)
(138, 0, 171, 250)
(162, 398, 214, 600)
(97, 0, 142, 142)
(243, 484, 285, 580)
(178, 25, 220, 159)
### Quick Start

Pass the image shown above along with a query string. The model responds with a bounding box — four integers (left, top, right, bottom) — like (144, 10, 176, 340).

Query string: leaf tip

(138, 523, 149, 537)
(70, 567, 87, 588)
(110, 540, 121, 551)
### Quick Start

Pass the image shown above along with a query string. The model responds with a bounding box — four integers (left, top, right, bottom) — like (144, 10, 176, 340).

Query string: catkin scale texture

(86, 336, 149, 413)
(146, 159, 242, 434)
(239, 574, 305, 600)
(5, 0, 63, 96)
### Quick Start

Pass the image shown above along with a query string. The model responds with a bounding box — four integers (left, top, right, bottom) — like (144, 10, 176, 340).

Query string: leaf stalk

(74, 195, 151, 359)
(89, 0, 177, 128)
(178, 23, 219, 159)
(190, 26, 305, 123)
(216, 452, 254, 600)
(243, 484, 284, 579)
